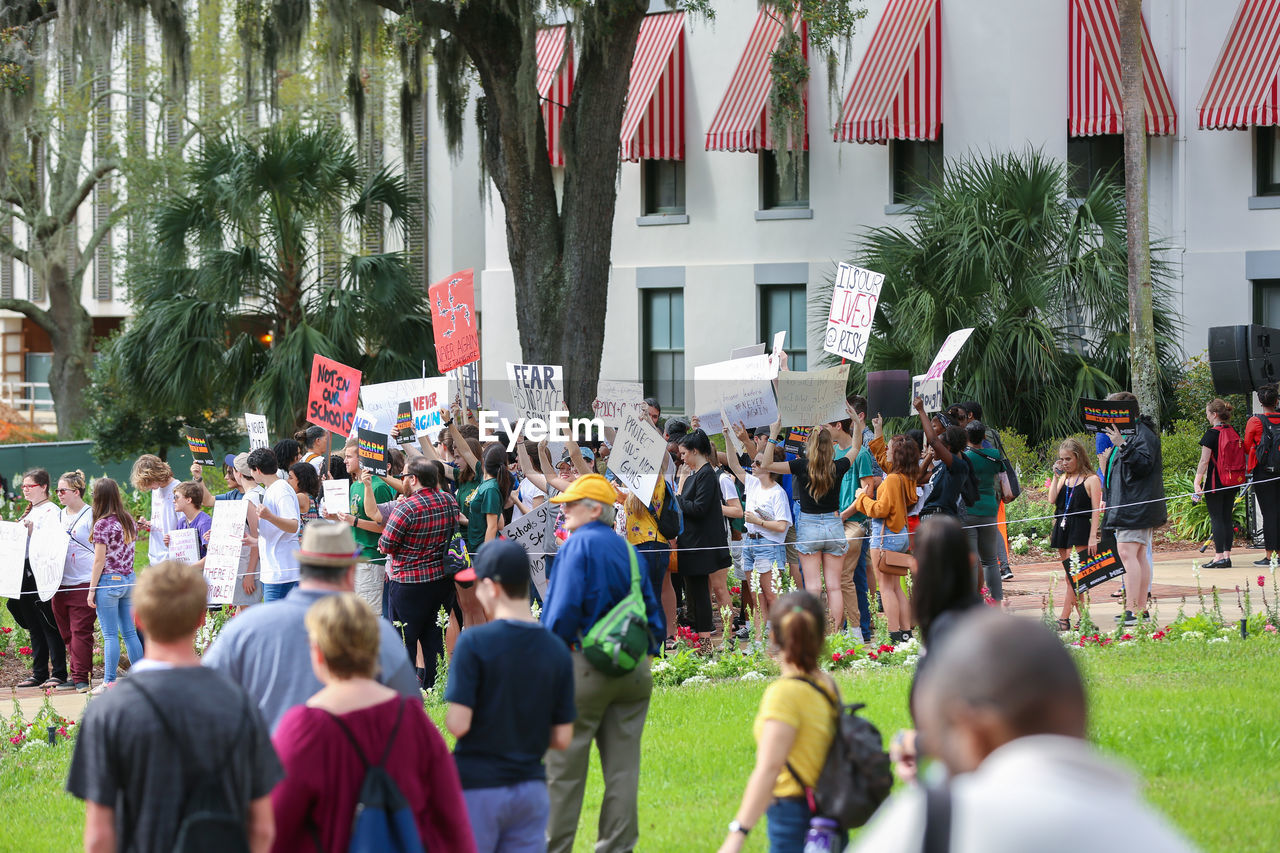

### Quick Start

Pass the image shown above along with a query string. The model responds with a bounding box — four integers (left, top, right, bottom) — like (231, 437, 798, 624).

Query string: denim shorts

(795, 511, 849, 557)
(870, 517, 909, 553)
(742, 537, 788, 574)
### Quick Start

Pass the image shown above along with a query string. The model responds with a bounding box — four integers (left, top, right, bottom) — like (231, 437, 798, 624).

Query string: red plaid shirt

(378, 488, 459, 583)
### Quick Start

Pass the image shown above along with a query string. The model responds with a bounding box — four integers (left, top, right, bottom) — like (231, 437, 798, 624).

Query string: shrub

(1172, 353, 1247, 435)
(1004, 496, 1056, 539)
(1164, 471, 1249, 543)
(1162, 418, 1207, 479)
(998, 429, 1042, 482)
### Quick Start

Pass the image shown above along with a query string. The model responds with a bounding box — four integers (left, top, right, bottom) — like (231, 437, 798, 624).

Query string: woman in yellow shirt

(718, 591, 841, 853)
(854, 434, 921, 645)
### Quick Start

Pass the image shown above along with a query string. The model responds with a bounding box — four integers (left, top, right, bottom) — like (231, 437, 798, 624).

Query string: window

(1257, 127, 1280, 197)
(1254, 280, 1280, 327)
(892, 135, 944, 205)
(643, 288, 684, 411)
(642, 160, 686, 215)
(760, 150, 809, 209)
(1067, 134, 1124, 197)
(760, 284, 807, 371)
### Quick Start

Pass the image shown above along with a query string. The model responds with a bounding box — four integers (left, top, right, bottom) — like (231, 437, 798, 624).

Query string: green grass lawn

(2, 641, 1277, 852)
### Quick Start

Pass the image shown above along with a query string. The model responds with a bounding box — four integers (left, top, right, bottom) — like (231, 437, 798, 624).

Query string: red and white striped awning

(536, 26, 574, 166)
(834, 0, 940, 144)
(1198, 0, 1280, 129)
(705, 8, 807, 152)
(1068, 0, 1176, 137)
(621, 12, 686, 161)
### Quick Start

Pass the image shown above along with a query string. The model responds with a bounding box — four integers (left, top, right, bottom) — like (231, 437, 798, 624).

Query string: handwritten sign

(448, 360, 481, 411)
(592, 381, 648, 430)
(501, 501, 559, 598)
(1066, 546, 1125, 594)
(184, 428, 215, 467)
(823, 263, 884, 363)
(204, 499, 249, 604)
(923, 328, 975, 381)
(694, 354, 779, 430)
(322, 478, 350, 516)
(729, 342, 766, 359)
(0, 521, 28, 599)
(245, 413, 269, 450)
(912, 375, 944, 414)
(507, 363, 565, 421)
(723, 408, 745, 456)
(1080, 398, 1138, 436)
(429, 268, 481, 373)
(607, 412, 667, 505)
(169, 528, 201, 564)
(307, 355, 362, 434)
(29, 524, 69, 602)
(771, 330, 787, 359)
(776, 365, 850, 427)
(356, 429, 389, 477)
(350, 408, 380, 440)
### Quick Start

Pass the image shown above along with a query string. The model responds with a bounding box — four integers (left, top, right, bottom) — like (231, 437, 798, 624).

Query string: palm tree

(813, 149, 1181, 445)
(110, 122, 436, 436)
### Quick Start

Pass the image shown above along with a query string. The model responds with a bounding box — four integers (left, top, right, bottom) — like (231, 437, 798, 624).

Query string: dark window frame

(642, 159, 687, 215)
(759, 283, 808, 372)
(759, 149, 810, 210)
(1067, 133, 1125, 197)
(1258, 127, 1280, 197)
(891, 131, 944, 205)
(642, 288, 685, 412)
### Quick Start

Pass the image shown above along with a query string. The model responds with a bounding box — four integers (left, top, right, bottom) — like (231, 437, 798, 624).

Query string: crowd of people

(2, 373, 1240, 851)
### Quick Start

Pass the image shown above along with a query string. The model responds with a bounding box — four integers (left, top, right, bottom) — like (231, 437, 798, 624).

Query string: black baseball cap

(454, 538, 530, 585)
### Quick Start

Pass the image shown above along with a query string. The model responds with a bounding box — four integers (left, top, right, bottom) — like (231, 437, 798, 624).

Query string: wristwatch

(728, 820, 750, 836)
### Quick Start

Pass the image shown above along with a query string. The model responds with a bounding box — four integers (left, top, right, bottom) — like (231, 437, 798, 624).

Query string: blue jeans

(766, 798, 811, 853)
(96, 574, 143, 684)
(795, 512, 849, 556)
(263, 581, 298, 602)
(869, 518, 909, 553)
(634, 541, 669, 639)
(743, 537, 787, 574)
(464, 779, 550, 853)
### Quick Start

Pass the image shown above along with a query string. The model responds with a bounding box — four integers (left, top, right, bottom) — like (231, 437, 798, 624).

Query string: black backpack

(786, 678, 893, 831)
(1255, 415, 1280, 474)
(957, 454, 980, 508)
(125, 680, 255, 853)
(653, 478, 684, 540)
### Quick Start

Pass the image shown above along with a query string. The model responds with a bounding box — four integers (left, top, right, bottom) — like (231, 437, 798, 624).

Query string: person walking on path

(1194, 398, 1244, 568)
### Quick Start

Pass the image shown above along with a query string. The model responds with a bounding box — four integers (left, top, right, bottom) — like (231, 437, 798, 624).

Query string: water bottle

(803, 817, 840, 853)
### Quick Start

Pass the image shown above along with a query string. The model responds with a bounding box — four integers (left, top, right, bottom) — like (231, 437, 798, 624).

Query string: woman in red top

(270, 594, 476, 853)
(1244, 383, 1280, 566)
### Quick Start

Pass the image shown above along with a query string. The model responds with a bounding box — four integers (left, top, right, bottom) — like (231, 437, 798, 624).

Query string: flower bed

(3, 692, 77, 753)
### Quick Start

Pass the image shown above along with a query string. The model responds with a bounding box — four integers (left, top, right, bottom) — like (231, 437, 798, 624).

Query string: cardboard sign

(912, 375, 944, 414)
(771, 331, 787, 359)
(204, 499, 249, 604)
(776, 365, 850, 427)
(1080, 398, 1138, 436)
(429, 268, 481, 373)
(694, 355, 779, 430)
(448, 360, 482, 411)
(361, 378, 449, 440)
(356, 428, 389, 477)
(169, 528, 201, 564)
(723, 408, 745, 456)
(783, 426, 813, 457)
(507, 363, 565, 421)
(322, 478, 350, 516)
(500, 501, 559, 599)
(307, 355, 362, 434)
(245, 413, 270, 450)
(592, 381, 648, 430)
(29, 522, 69, 602)
(1066, 547, 1125, 594)
(867, 370, 913, 419)
(184, 428, 216, 467)
(0, 520, 28, 599)
(607, 412, 667, 506)
(823, 263, 885, 363)
(923, 329, 975, 381)
(730, 342, 766, 359)
(395, 401, 416, 444)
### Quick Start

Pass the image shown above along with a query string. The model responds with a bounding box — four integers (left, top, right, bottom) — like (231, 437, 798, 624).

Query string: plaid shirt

(378, 488, 459, 583)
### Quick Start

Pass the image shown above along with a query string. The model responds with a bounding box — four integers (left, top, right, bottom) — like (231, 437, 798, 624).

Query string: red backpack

(1215, 425, 1247, 488)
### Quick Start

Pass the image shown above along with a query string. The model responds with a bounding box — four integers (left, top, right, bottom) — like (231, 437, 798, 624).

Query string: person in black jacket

(674, 429, 730, 652)
(1100, 392, 1166, 626)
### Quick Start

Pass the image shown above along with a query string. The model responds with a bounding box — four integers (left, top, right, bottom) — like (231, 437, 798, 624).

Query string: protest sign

(501, 502, 559, 598)
(350, 408, 380, 439)
(356, 429, 389, 477)
(912, 375, 944, 414)
(29, 523, 69, 602)
(0, 521, 28, 599)
(1066, 545, 1125, 594)
(823, 263, 884, 363)
(776, 365, 850, 427)
(1080, 398, 1138, 436)
(783, 426, 812, 457)
(245, 413, 269, 450)
(395, 401, 416, 444)
(592, 381, 648, 429)
(322, 478, 350, 515)
(429, 269, 481, 373)
(771, 331, 787, 359)
(607, 412, 667, 505)
(507, 363, 566, 421)
(723, 408, 745, 456)
(184, 428, 216, 467)
(923, 328, 975, 381)
(867, 370, 912, 419)
(448, 360, 482, 411)
(730, 342, 766, 359)
(361, 378, 449, 440)
(168, 528, 201, 565)
(204, 499, 248, 604)
(694, 354, 779, 430)
(307, 355, 361, 434)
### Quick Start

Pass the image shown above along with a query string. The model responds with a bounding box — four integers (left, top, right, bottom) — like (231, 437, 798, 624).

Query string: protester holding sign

(912, 398, 971, 520)
(170, 482, 212, 560)
(130, 455, 179, 564)
(52, 471, 96, 693)
(723, 428, 791, 638)
(1049, 439, 1102, 630)
(87, 478, 143, 694)
(672, 430, 731, 651)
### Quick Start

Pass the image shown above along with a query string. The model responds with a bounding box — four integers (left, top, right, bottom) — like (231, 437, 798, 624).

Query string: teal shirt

(963, 448, 1003, 517)
(465, 477, 504, 552)
(839, 447, 878, 524)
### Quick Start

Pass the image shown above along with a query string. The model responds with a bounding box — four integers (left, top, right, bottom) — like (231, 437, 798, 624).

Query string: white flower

(740, 671, 765, 681)
(682, 675, 711, 686)
(651, 660, 670, 674)
(903, 655, 920, 667)
(1181, 630, 1204, 640)
(530, 601, 542, 620)
(435, 607, 450, 629)
(896, 637, 921, 654)
(1208, 636, 1229, 644)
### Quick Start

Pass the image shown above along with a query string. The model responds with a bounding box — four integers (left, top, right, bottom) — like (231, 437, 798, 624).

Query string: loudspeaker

(1208, 325, 1280, 395)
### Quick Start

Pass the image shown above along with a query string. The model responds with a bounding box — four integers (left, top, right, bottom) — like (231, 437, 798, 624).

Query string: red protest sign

(429, 268, 480, 373)
(307, 355, 362, 435)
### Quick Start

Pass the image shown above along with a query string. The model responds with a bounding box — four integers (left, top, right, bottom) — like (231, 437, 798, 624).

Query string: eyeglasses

(21, 483, 40, 490)
(56, 488, 76, 494)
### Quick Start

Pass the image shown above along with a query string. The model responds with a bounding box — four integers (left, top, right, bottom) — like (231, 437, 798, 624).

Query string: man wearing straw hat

(204, 521, 420, 732)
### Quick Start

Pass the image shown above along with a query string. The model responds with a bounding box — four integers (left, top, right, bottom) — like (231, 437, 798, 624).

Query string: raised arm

(723, 427, 750, 485)
(539, 439, 573, 493)
(448, 402, 479, 470)
(517, 441, 550, 494)
(914, 398, 953, 467)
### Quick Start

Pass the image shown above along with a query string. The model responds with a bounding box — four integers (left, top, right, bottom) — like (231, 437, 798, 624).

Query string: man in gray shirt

(204, 521, 420, 732)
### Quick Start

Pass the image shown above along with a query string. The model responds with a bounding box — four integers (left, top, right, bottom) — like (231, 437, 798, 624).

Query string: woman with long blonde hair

(1049, 438, 1102, 630)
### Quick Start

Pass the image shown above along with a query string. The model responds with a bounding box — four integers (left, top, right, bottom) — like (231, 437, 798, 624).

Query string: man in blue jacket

(542, 473, 663, 853)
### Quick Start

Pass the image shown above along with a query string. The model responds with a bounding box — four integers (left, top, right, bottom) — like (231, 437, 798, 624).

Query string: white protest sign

(29, 523, 69, 602)
(913, 375, 944, 413)
(322, 478, 350, 515)
(0, 521, 28, 599)
(729, 342, 766, 359)
(694, 354, 779, 430)
(169, 528, 201, 564)
(607, 412, 667, 505)
(722, 408, 745, 455)
(592, 381, 648, 430)
(923, 328, 975, 381)
(771, 330, 787, 358)
(506, 363, 566, 421)
(349, 407, 381, 439)
(501, 502, 559, 598)
(776, 365, 850, 427)
(245, 413, 270, 450)
(823, 263, 885, 363)
(204, 499, 248, 604)
(362, 378, 449, 439)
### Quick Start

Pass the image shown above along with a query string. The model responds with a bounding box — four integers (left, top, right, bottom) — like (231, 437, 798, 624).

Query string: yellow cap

(549, 472, 619, 505)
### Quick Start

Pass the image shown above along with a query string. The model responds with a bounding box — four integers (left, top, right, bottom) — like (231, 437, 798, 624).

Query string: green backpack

(582, 544, 653, 677)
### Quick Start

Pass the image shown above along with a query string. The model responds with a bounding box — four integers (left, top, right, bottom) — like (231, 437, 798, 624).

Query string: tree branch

(0, 230, 29, 267)
(0, 298, 53, 335)
(58, 160, 119, 227)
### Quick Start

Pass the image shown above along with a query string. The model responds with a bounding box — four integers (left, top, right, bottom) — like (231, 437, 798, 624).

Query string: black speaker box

(1208, 325, 1280, 395)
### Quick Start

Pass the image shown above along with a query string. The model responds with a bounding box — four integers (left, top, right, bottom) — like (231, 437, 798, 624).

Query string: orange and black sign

(1065, 547, 1126, 594)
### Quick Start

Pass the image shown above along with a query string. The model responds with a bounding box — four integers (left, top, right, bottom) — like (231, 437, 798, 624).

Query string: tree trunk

(45, 261, 95, 439)
(1118, 0, 1160, 427)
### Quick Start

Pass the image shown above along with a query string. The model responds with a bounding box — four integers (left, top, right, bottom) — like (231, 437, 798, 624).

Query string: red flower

(1120, 634, 1134, 641)
(0, 625, 11, 633)
(878, 643, 895, 654)
(730, 586, 741, 595)
(845, 648, 857, 656)
(18, 646, 32, 656)
(9, 736, 22, 745)
(832, 652, 843, 662)
(1152, 630, 1167, 640)
(868, 652, 878, 660)
(1259, 575, 1267, 588)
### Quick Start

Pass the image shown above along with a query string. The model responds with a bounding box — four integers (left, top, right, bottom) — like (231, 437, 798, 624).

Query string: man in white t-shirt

(246, 448, 301, 603)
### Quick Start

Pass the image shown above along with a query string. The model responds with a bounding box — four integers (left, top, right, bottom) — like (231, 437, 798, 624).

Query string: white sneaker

(89, 683, 111, 696)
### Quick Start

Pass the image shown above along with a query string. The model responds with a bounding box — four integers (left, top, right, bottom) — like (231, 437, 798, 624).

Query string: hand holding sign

(184, 428, 215, 467)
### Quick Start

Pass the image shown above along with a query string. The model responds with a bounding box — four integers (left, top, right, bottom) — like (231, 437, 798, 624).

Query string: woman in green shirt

(465, 444, 511, 553)
(961, 421, 1006, 601)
